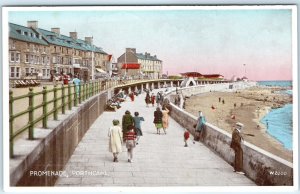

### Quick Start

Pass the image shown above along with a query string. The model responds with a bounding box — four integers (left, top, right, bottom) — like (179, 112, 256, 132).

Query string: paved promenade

(55, 89, 255, 186)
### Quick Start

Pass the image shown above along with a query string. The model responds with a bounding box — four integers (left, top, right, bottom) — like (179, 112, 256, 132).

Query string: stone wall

(10, 91, 108, 186)
(165, 83, 293, 186)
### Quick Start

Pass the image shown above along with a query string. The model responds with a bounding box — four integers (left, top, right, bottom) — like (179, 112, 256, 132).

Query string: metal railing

(9, 79, 146, 158)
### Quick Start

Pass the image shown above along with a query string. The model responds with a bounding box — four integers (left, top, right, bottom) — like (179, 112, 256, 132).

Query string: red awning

(121, 63, 140, 69)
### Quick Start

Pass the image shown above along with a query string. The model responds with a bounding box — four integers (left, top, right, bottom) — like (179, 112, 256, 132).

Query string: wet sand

(185, 86, 293, 162)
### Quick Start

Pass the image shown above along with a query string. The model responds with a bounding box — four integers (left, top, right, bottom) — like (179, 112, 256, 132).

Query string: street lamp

(243, 64, 246, 77)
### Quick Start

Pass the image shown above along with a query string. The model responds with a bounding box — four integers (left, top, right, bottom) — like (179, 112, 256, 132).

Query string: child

(184, 129, 190, 147)
(133, 112, 144, 145)
(125, 125, 137, 163)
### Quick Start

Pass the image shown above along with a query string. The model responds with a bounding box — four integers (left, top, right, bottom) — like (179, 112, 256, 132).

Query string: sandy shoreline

(184, 86, 293, 162)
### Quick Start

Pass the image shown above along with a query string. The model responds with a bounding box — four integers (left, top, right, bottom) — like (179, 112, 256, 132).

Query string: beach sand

(184, 86, 293, 162)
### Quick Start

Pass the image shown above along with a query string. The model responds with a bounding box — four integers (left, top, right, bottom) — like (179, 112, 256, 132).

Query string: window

(42, 56, 46, 64)
(10, 67, 20, 78)
(25, 54, 29, 63)
(36, 56, 40, 64)
(42, 69, 46, 77)
(16, 53, 20, 62)
(10, 67, 15, 78)
(53, 56, 57, 64)
(10, 52, 15, 62)
(30, 68, 35, 74)
(47, 69, 50, 77)
(25, 68, 30, 75)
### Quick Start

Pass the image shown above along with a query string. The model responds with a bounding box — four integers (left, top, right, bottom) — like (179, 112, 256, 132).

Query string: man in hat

(230, 122, 245, 175)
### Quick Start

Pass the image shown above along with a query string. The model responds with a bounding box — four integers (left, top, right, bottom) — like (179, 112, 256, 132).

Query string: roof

(181, 72, 203, 77)
(202, 74, 224, 78)
(135, 53, 162, 62)
(121, 63, 140, 69)
(9, 22, 108, 54)
(9, 23, 48, 45)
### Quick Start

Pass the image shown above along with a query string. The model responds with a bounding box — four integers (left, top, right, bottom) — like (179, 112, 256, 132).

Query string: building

(9, 21, 110, 82)
(117, 48, 162, 79)
(180, 72, 224, 80)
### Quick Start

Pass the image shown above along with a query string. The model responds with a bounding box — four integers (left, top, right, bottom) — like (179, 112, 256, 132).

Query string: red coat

(184, 131, 190, 140)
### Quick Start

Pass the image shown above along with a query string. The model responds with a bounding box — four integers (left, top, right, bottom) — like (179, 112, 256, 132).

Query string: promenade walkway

(55, 89, 255, 186)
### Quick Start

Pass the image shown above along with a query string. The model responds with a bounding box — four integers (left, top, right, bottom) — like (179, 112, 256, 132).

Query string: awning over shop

(121, 63, 140, 69)
(96, 68, 106, 73)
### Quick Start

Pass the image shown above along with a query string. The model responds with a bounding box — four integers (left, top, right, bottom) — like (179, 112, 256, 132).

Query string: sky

(7, 7, 294, 81)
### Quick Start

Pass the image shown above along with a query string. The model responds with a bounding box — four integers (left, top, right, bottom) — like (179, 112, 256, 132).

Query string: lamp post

(243, 64, 246, 77)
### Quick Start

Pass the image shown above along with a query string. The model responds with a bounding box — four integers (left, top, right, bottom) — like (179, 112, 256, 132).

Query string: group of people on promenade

(108, 110, 145, 163)
(107, 88, 246, 176)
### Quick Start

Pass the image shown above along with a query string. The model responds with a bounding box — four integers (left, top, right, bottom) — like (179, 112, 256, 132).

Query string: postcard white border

(2, 5, 298, 192)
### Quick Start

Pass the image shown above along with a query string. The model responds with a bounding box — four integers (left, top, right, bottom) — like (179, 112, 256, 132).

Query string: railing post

(53, 85, 58, 120)
(68, 84, 72, 110)
(74, 84, 78, 106)
(61, 84, 66, 114)
(82, 83, 85, 101)
(91, 81, 94, 96)
(42, 86, 48, 128)
(79, 84, 82, 104)
(9, 90, 14, 158)
(28, 87, 34, 139)
(86, 82, 88, 99)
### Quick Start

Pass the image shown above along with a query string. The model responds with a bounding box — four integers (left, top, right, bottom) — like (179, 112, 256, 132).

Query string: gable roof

(9, 23, 48, 45)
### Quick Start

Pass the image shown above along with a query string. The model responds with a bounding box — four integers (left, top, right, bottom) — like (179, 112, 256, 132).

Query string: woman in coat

(153, 107, 163, 135)
(161, 106, 170, 134)
(194, 111, 206, 142)
(133, 112, 145, 145)
(122, 110, 135, 140)
(108, 119, 123, 162)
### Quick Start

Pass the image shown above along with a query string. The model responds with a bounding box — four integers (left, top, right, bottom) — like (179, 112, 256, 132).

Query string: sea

(258, 81, 293, 150)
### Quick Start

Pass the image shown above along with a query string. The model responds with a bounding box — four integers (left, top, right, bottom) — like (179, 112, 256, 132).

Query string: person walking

(162, 106, 170, 134)
(153, 107, 163, 135)
(72, 75, 81, 97)
(151, 93, 156, 107)
(230, 122, 245, 175)
(108, 119, 123, 162)
(129, 91, 135, 102)
(122, 110, 135, 141)
(125, 125, 137, 163)
(133, 112, 144, 145)
(145, 92, 151, 107)
(184, 129, 190, 147)
(156, 92, 161, 107)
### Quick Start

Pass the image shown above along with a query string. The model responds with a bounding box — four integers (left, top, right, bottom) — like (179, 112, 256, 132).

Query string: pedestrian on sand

(222, 99, 225, 104)
(230, 122, 245, 175)
(151, 93, 156, 107)
(108, 119, 123, 162)
(219, 97, 221, 103)
(184, 129, 190, 147)
(125, 125, 137, 163)
(153, 107, 163, 135)
(133, 112, 144, 145)
(162, 106, 170, 134)
(122, 110, 135, 141)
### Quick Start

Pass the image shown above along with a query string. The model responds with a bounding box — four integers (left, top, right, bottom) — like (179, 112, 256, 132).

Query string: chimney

(69, 32, 78, 40)
(154, 55, 157, 59)
(85, 37, 93, 45)
(51, 28, 60, 35)
(126, 48, 136, 54)
(27, 21, 38, 29)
